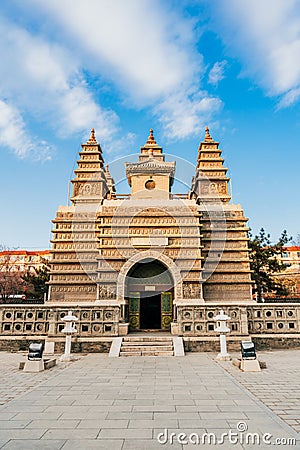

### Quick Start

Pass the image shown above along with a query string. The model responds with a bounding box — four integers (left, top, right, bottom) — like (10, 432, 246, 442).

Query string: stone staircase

(119, 336, 174, 357)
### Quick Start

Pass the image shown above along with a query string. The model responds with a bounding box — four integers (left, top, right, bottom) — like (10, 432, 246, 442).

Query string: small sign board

(145, 286, 156, 291)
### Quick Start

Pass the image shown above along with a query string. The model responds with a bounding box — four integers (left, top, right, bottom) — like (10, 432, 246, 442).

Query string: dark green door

(161, 291, 172, 330)
(129, 292, 140, 330)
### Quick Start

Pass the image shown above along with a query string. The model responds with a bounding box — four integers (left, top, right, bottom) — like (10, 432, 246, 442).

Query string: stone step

(121, 341, 173, 345)
(123, 337, 173, 342)
(121, 345, 173, 352)
(120, 350, 174, 357)
(119, 336, 174, 357)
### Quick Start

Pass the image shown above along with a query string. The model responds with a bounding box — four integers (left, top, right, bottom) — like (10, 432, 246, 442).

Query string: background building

(276, 246, 300, 297)
(0, 250, 50, 272)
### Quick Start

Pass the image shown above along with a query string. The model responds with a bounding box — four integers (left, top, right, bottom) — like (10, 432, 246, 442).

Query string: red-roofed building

(280, 246, 300, 270)
(277, 246, 300, 296)
(0, 250, 51, 273)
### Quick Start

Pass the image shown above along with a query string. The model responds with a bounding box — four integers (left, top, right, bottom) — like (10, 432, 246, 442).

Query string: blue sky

(0, 0, 299, 249)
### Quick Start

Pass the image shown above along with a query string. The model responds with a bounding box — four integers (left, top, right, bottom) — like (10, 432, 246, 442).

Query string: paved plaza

(220, 349, 300, 434)
(0, 351, 299, 449)
(0, 353, 73, 407)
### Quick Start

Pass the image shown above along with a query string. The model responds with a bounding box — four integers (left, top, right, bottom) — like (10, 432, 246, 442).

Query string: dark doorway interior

(140, 293, 161, 329)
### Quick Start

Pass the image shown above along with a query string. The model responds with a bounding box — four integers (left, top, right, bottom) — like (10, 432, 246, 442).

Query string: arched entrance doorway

(125, 258, 173, 331)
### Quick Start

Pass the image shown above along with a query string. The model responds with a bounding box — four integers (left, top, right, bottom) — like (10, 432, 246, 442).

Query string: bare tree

(291, 234, 300, 246)
(0, 245, 25, 303)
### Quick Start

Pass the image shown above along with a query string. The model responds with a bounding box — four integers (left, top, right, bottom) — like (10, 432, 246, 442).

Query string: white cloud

(0, 100, 52, 160)
(0, 0, 225, 156)
(157, 92, 222, 139)
(208, 61, 227, 86)
(212, 0, 300, 107)
(277, 87, 300, 109)
(57, 84, 118, 138)
(0, 17, 119, 155)
(29, 0, 199, 101)
(28, 0, 220, 139)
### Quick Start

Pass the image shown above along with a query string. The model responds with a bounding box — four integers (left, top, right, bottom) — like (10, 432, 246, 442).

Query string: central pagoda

(48, 127, 252, 337)
(125, 129, 175, 199)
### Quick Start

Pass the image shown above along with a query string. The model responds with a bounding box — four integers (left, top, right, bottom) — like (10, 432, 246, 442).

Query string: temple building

(2, 127, 300, 352)
(47, 127, 252, 336)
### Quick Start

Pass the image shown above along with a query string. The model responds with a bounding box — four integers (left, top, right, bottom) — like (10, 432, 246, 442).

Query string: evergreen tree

(248, 228, 291, 301)
(22, 264, 50, 299)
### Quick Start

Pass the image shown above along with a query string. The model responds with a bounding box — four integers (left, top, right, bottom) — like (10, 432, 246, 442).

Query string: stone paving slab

(1, 440, 66, 450)
(0, 352, 74, 407)
(0, 353, 298, 449)
(217, 349, 300, 434)
(62, 440, 123, 450)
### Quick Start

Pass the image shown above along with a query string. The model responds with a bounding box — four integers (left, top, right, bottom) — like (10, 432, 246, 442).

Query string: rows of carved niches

(52, 263, 97, 272)
(98, 217, 199, 226)
(53, 242, 97, 250)
(52, 252, 98, 261)
(177, 306, 242, 336)
(100, 248, 199, 260)
(0, 306, 120, 336)
(99, 237, 200, 247)
(97, 228, 200, 236)
(0, 308, 50, 335)
(204, 262, 250, 271)
(53, 232, 97, 240)
(201, 229, 248, 239)
(247, 306, 300, 334)
(52, 307, 119, 336)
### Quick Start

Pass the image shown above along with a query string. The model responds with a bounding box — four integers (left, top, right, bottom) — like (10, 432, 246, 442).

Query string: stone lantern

(61, 310, 78, 361)
(214, 309, 231, 361)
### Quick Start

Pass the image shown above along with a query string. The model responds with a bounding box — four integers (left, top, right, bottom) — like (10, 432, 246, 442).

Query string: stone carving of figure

(183, 283, 191, 298)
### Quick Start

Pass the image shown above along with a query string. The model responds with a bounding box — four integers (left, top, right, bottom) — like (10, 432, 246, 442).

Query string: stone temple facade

(1, 127, 300, 352)
(47, 127, 252, 337)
